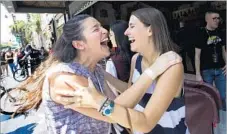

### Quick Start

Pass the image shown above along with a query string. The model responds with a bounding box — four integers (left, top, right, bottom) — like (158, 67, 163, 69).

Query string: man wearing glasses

(195, 10, 226, 110)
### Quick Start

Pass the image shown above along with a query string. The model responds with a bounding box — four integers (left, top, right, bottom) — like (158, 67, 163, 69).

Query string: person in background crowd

(106, 20, 134, 82)
(13, 49, 19, 68)
(0, 51, 8, 76)
(195, 10, 226, 110)
(21, 45, 41, 73)
(17, 47, 25, 69)
(48, 46, 53, 54)
(174, 21, 196, 73)
(40, 47, 49, 62)
(5, 48, 16, 74)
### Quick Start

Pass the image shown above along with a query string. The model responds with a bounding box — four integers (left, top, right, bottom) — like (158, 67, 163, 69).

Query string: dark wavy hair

(53, 14, 90, 63)
(14, 14, 91, 114)
(110, 20, 134, 65)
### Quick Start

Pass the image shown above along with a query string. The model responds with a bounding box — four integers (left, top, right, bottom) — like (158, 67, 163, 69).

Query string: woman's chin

(130, 47, 137, 52)
(104, 51, 110, 57)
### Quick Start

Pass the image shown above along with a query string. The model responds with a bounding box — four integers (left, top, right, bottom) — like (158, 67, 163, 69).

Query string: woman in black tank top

(0, 51, 8, 76)
(5, 48, 16, 73)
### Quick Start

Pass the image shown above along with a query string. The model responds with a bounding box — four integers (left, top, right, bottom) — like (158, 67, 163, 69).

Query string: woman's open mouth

(129, 38, 135, 44)
(100, 38, 109, 47)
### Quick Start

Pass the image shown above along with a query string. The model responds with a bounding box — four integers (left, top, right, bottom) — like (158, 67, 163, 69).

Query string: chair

(184, 79, 222, 134)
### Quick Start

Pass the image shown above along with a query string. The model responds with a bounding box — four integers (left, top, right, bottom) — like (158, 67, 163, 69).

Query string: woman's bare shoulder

(158, 63, 184, 82)
(51, 72, 88, 89)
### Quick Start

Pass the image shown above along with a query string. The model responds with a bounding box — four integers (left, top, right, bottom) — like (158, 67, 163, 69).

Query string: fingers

(167, 51, 182, 62)
(223, 70, 226, 76)
(160, 51, 182, 63)
(55, 89, 75, 96)
(168, 58, 182, 67)
(64, 103, 93, 109)
(222, 66, 226, 75)
(87, 77, 99, 94)
(56, 95, 82, 105)
(88, 77, 95, 88)
(64, 80, 87, 90)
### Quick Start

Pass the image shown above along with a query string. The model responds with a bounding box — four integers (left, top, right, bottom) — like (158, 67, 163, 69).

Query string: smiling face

(124, 15, 152, 53)
(73, 17, 110, 60)
(109, 29, 117, 48)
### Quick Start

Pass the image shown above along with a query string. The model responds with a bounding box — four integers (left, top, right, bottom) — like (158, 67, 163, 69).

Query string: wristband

(144, 68, 156, 80)
(98, 97, 108, 112)
(99, 98, 115, 116)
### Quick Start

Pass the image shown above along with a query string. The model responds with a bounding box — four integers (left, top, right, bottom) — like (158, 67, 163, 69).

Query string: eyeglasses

(212, 17, 221, 21)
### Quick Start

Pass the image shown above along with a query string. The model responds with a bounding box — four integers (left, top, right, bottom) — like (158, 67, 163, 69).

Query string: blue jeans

(8, 63, 17, 73)
(202, 68, 226, 110)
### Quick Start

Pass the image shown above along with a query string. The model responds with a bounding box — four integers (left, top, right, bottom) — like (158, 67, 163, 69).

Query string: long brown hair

(132, 8, 179, 54)
(15, 14, 91, 113)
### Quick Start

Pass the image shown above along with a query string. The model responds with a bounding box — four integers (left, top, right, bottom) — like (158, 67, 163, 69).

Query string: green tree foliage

(9, 20, 32, 45)
(9, 13, 43, 47)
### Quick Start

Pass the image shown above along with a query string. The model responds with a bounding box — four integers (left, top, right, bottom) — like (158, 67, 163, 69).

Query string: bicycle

(0, 72, 29, 117)
(13, 58, 41, 82)
(0, 85, 29, 116)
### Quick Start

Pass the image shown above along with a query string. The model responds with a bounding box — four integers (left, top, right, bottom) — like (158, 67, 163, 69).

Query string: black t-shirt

(24, 48, 41, 65)
(195, 28, 225, 70)
(25, 48, 41, 59)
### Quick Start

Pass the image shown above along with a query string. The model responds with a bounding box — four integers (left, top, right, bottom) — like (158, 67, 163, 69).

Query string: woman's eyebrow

(129, 22, 135, 26)
(92, 23, 101, 29)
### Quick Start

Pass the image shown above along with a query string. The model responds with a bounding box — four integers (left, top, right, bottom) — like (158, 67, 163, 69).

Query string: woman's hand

(148, 51, 182, 80)
(54, 77, 106, 110)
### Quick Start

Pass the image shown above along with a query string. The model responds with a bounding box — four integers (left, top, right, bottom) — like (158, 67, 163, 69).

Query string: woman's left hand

(55, 77, 106, 110)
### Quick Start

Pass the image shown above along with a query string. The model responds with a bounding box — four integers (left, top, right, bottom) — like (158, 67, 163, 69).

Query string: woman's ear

(72, 41, 85, 50)
(147, 26, 153, 37)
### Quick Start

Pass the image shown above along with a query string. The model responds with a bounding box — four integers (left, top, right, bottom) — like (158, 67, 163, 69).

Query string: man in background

(195, 10, 226, 110)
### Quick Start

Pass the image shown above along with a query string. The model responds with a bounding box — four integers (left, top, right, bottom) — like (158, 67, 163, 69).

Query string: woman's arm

(222, 46, 226, 64)
(54, 51, 182, 132)
(104, 53, 154, 108)
(49, 74, 116, 123)
(105, 59, 118, 78)
(5, 53, 9, 61)
(96, 63, 184, 132)
(104, 53, 139, 93)
(104, 71, 128, 93)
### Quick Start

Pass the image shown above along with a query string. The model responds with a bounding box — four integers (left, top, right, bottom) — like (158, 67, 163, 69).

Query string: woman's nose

(102, 27, 108, 35)
(124, 28, 129, 36)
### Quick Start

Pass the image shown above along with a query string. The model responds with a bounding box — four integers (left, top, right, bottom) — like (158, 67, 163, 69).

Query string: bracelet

(98, 97, 108, 112)
(99, 98, 115, 116)
(144, 68, 156, 80)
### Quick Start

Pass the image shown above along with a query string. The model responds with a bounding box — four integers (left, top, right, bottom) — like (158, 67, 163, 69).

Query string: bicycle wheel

(0, 88, 28, 115)
(13, 68, 29, 82)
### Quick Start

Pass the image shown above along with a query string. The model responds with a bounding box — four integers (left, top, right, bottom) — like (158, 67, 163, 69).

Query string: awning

(68, 1, 98, 17)
(2, 1, 71, 13)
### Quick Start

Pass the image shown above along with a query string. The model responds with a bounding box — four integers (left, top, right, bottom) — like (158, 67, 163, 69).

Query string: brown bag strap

(126, 108, 133, 134)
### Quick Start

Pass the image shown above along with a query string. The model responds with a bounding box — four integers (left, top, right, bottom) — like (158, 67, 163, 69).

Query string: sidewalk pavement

(0, 66, 47, 134)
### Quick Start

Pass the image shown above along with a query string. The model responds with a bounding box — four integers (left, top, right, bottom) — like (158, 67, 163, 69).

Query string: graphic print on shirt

(207, 35, 222, 46)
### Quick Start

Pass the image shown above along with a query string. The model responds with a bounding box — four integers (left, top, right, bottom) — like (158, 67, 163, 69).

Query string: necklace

(205, 28, 219, 63)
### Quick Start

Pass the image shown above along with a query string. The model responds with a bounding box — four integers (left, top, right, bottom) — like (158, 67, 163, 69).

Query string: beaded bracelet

(99, 98, 115, 116)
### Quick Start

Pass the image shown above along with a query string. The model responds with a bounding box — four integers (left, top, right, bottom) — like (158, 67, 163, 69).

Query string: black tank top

(6, 52, 14, 64)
